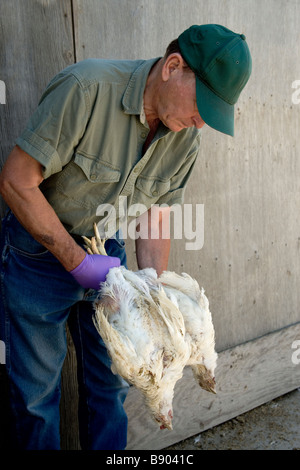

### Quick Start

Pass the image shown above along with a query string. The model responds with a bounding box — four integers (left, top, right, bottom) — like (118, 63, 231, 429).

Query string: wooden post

(0, 0, 76, 449)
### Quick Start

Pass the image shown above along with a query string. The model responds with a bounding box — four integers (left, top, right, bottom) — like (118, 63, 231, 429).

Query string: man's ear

(161, 53, 185, 81)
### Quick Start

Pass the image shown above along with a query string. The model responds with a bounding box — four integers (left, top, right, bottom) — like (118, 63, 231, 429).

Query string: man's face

(158, 67, 205, 132)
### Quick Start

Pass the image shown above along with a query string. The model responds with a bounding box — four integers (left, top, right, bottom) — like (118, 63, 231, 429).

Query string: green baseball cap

(178, 24, 252, 136)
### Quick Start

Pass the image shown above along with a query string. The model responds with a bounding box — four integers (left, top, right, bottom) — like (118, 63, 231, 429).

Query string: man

(0, 24, 251, 449)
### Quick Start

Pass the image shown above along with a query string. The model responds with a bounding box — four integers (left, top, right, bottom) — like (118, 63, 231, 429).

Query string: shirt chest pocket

(134, 175, 170, 206)
(56, 153, 121, 208)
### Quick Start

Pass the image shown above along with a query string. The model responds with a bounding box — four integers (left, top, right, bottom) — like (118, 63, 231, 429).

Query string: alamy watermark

(291, 340, 300, 365)
(0, 340, 5, 364)
(96, 196, 204, 251)
(291, 80, 300, 105)
(0, 80, 6, 104)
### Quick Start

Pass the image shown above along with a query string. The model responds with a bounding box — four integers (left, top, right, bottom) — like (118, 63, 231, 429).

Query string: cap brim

(196, 78, 234, 137)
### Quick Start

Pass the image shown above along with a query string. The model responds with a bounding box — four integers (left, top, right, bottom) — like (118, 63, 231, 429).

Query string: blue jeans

(0, 211, 129, 450)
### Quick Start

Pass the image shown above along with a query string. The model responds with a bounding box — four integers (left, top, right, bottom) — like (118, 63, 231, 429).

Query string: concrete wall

(1, 0, 300, 449)
(71, 0, 300, 351)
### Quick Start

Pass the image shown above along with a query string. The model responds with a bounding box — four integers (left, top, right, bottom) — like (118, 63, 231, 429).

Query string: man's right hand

(70, 253, 121, 290)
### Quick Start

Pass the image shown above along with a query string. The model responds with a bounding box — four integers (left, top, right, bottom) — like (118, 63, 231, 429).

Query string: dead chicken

(83, 224, 217, 430)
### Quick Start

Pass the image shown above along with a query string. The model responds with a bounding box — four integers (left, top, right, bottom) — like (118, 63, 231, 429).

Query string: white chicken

(83, 224, 217, 430)
(158, 271, 217, 394)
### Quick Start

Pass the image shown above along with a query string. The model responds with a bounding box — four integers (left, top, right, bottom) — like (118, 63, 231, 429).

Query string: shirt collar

(122, 57, 160, 120)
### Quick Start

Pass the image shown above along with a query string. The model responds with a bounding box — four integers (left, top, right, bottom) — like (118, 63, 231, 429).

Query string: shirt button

(141, 132, 147, 138)
(152, 190, 158, 196)
(90, 174, 97, 181)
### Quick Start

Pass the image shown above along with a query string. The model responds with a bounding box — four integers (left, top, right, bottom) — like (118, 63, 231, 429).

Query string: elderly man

(0, 24, 251, 449)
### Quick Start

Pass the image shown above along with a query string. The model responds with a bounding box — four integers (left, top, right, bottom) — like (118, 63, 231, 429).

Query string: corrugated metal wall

(1, 0, 300, 450)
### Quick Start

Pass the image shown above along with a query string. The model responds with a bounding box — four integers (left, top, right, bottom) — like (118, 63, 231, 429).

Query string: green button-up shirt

(16, 58, 201, 238)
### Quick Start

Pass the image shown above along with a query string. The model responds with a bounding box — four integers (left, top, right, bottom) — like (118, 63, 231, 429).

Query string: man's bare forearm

(0, 146, 85, 271)
(135, 206, 171, 275)
(136, 236, 170, 275)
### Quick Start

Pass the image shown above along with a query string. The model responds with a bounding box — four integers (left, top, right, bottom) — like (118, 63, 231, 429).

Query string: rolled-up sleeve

(157, 133, 201, 206)
(16, 73, 90, 179)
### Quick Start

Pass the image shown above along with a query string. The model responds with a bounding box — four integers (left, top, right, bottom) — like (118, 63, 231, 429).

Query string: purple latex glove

(70, 253, 121, 289)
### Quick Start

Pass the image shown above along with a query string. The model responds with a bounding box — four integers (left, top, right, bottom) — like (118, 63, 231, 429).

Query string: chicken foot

(82, 222, 107, 256)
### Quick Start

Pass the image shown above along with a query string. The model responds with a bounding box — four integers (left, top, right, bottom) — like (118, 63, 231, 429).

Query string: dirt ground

(165, 388, 300, 451)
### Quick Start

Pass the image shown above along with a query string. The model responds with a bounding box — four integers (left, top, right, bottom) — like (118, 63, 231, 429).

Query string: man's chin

(166, 123, 185, 132)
